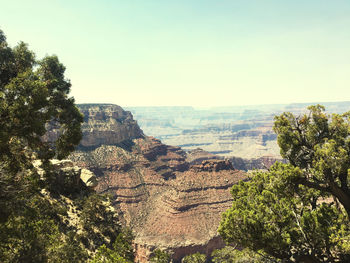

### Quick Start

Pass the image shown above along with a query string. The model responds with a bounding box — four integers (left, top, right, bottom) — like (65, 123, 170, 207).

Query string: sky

(1, 0, 350, 107)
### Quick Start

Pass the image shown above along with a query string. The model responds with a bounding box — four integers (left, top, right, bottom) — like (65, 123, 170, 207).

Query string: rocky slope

(32, 159, 120, 257)
(69, 104, 248, 262)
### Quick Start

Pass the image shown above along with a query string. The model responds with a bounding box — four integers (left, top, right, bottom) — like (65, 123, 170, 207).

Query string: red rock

(68, 104, 248, 262)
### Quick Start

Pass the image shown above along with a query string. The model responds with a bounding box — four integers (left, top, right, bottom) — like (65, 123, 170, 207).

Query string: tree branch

(296, 177, 330, 193)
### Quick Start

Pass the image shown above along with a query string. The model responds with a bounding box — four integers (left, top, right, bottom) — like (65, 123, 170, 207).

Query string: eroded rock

(80, 168, 98, 188)
(68, 104, 248, 262)
(33, 159, 97, 190)
(78, 104, 144, 147)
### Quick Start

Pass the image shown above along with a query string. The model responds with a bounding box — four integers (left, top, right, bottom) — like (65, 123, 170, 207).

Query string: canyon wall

(69, 104, 247, 262)
(126, 101, 350, 162)
(78, 104, 144, 147)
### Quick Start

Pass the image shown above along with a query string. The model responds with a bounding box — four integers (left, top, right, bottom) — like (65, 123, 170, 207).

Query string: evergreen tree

(0, 28, 83, 217)
(0, 28, 85, 262)
(150, 249, 172, 263)
(273, 105, 350, 218)
(0, 29, 135, 263)
(182, 252, 206, 263)
(219, 106, 350, 262)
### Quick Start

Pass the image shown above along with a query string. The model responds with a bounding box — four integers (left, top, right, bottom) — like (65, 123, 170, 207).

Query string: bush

(182, 252, 206, 263)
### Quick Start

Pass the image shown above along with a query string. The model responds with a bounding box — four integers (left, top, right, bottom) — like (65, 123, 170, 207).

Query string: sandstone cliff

(78, 104, 144, 147)
(69, 104, 248, 262)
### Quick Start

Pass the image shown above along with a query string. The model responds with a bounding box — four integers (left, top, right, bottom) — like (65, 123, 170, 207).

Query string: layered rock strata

(187, 148, 284, 171)
(230, 155, 286, 171)
(69, 104, 248, 262)
(78, 104, 144, 147)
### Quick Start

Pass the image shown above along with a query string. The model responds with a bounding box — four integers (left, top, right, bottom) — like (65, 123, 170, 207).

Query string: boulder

(80, 168, 98, 188)
(33, 159, 97, 191)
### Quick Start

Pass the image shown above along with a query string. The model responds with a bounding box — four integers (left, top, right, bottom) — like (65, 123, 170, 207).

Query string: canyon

(126, 101, 350, 169)
(69, 104, 247, 262)
(67, 102, 350, 261)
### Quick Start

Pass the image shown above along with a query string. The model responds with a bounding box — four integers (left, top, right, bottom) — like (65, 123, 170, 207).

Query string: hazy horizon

(81, 100, 350, 109)
(2, 0, 350, 107)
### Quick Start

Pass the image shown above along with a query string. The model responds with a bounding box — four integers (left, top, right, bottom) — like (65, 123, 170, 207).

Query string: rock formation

(78, 104, 144, 147)
(33, 159, 98, 191)
(186, 148, 222, 165)
(229, 155, 286, 171)
(31, 159, 119, 257)
(69, 104, 248, 262)
(127, 102, 350, 162)
(186, 148, 284, 171)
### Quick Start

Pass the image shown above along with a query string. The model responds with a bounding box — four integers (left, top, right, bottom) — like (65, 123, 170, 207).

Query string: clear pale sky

(1, 0, 350, 107)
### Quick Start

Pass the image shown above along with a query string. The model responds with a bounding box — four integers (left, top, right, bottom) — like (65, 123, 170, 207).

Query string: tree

(90, 229, 134, 263)
(219, 105, 350, 262)
(90, 244, 130, 263)
(0, 28, 83, 220)
(0, 29, 85, 262)
(112, 228, 135, 262)
(0, 29, 136, 263)
(273, 105, 350, 218)
(149, 249, 172, 263)
(0, 193, 89, 262)
(181, 252, 206, 263)
(211, 246, 267, 263)
(219, 163, 350, 262)
(0, 28, 83, 173)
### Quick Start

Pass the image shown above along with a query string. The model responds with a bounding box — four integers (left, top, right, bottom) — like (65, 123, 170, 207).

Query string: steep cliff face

(78, 104, 144, 147)
(69, 104, 247, 262)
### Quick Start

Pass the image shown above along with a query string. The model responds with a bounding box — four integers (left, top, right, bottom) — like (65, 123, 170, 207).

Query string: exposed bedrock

(187, 148, 284, 171)
(78, 104, 144, 147)
(68, 104, 248, 262)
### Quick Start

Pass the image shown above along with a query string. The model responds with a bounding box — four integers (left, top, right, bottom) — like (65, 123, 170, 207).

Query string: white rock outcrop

(33, 159, 97, 189)
(80, 168, 98, 188)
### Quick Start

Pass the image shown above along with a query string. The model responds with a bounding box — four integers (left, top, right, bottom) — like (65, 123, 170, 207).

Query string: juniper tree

(219, 105, 350, 262)
(0, 28, 83, 217)
(0, 29, 84, 262)
(273, 105, 350, 218)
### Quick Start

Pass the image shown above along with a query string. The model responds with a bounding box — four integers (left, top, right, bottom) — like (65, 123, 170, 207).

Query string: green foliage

(0, 28, 83, 228)
(47, 231, 89, 263)
(150, 249, 172, 263)
(0, 29, 131, 263)
(0, 195, 88, 263)
(90, 244, 130, 263)
(211, 247, 268, 263)
(219, 105, 350, 262)
(78, 194, 138, 262)
(112, 228, 135, 262)
(0, 214, 59, 262)
(90, 229, 134, 263)
(80, 194, 120, 239)
(273, 105, 350, 217)
(182, 252, 206, 263)
(0, 28, 82, 174)
(219, 163, 350, 261)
